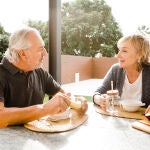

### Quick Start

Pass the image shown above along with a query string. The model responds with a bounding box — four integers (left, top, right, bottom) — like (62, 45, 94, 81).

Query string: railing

(42, 55, 118, 84)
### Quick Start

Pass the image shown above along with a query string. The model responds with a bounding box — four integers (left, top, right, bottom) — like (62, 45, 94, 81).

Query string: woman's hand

(93, 94, 108, 111)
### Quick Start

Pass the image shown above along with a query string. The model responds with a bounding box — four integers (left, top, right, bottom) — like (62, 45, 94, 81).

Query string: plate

(24, 109, 88, 132)
(132, 118, 150, 133)
(95, 105, 146, 119)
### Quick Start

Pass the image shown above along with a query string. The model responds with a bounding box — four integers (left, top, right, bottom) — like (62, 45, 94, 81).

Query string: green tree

(138, 25, 150, 35)
(27, 20, 49, 51)
(61, 0, 123, 57)
(0, 24, 10, 59)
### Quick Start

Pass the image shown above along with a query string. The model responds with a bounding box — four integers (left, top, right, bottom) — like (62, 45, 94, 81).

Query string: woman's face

(117, 40, 139, 70)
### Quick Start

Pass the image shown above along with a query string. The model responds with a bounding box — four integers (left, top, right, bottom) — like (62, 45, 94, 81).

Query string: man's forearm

(0, 104, 47, 128)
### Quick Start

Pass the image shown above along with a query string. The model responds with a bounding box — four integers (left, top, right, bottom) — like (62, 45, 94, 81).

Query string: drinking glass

(106, 90, 120, 115)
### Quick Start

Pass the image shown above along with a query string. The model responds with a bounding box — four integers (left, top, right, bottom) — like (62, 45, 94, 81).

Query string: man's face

(22, 32, 47, 71)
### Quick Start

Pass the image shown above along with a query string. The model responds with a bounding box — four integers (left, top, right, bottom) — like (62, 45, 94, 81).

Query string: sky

(105, 0, 150, 35)
(0, 0, 150, 35)
(0, 0, 48, 33)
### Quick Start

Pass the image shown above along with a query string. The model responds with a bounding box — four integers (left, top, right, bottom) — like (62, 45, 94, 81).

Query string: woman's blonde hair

(117, 34, 150, 71)
(4, 27, 44, 63)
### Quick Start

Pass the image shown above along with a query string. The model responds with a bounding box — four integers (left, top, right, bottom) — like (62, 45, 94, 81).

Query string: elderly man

(0, 27, 88, 128)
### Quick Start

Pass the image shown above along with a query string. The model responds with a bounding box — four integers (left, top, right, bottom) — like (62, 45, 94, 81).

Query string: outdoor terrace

(62, 78, 103, 96)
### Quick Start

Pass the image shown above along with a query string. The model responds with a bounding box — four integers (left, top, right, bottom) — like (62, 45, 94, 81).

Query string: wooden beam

(49, 0, 61, 83)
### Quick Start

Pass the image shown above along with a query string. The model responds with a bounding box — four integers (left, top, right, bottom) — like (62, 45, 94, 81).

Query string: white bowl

(120, 100, 145, 112)
(145, 113, 150, 120)
(48, 109, 71, 121)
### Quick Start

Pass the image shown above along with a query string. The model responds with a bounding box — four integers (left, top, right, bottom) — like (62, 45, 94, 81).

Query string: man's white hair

(4, 27, 44, 63)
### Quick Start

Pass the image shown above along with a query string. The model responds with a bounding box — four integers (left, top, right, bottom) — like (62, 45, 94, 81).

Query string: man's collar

(1, 57, 24, 75)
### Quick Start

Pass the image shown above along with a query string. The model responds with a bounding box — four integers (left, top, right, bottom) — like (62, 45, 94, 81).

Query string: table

(0, 103, 150, 150)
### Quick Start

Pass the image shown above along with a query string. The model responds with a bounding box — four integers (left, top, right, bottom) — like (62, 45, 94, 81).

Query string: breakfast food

(48, 109, 71, 121)
(47, 96, 82, 122)
(47, 99, 82, 122)
(70, 100, 82, 109)
(107, 90, 118, 96)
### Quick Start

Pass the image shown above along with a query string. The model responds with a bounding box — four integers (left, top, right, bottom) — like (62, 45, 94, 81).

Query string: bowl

(120, 100, 145, 112)
(145, 113, 150, 120)
(48, 109, 71, 121)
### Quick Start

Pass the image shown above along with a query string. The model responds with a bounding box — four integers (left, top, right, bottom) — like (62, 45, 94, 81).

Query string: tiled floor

(62, 79, 103, 96)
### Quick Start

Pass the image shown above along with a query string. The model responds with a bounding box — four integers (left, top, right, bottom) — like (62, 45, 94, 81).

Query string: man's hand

(44, 92, 71, 115)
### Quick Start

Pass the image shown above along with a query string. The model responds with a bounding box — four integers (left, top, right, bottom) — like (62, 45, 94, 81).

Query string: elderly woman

(93, 34, 150, 114)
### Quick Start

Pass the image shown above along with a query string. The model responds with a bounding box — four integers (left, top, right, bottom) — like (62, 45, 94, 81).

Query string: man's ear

(18, 50, 26, 59)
